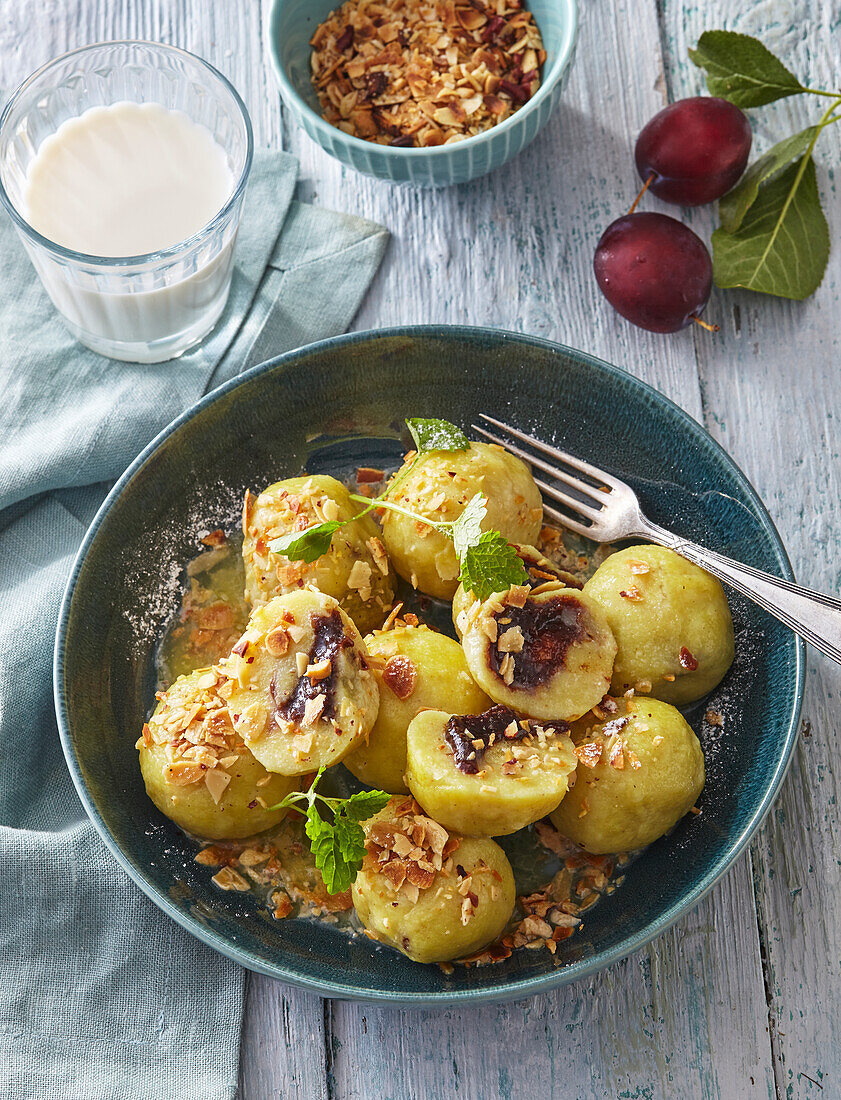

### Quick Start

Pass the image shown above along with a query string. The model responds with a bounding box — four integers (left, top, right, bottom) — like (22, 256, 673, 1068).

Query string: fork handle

(640, 519, 841, 666)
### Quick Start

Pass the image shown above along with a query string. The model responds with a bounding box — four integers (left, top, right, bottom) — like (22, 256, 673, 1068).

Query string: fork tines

(472, 414, 615, 538)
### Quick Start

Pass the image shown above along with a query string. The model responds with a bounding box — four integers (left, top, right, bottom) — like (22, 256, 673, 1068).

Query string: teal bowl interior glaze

(55, 327, 804, 1005)
(269, 0, 578, 186)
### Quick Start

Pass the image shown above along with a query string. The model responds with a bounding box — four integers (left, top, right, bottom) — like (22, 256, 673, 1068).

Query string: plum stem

(628, 174, 654, 215)
(691, 315, 720, 333)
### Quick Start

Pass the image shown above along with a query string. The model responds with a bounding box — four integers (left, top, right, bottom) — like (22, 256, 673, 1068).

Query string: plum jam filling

(489, 595, 587, 688)
(272, 610, 351, 723)
(445, 706, 569, 774)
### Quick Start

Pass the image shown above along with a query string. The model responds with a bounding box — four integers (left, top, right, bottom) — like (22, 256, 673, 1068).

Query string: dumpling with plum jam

(380, 441, 543, 600)
(222, 589, 379, 776)
(344, 623, 491, 795)
(137, 666, 297, 839)
(405, 706, 578, 837)
(452, 542, 582, 638)
(352, 797, 516, 964)
(460, 583, 617, 721)
(243, 474, 395, 634)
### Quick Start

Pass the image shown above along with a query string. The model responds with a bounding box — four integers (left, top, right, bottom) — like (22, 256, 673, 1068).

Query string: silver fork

(474, 413, 841, 666)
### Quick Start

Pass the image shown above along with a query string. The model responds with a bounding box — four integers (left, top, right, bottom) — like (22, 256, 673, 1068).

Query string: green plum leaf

(719, 127, 818, 232)
(712, 155, 829, 299)
(689, 30, 806, 107)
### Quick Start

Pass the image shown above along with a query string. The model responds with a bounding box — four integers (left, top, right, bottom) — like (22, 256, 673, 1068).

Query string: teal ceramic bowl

(55, 327, 803, 1005)
(268, 0, 578, 186)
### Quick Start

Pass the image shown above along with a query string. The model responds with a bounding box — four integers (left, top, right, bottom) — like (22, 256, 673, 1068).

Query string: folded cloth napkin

(0, 150, 388, 1100)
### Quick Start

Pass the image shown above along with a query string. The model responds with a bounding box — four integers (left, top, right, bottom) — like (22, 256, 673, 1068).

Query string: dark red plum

(594, 212, 713, 333)
(635, 97, 752, 206)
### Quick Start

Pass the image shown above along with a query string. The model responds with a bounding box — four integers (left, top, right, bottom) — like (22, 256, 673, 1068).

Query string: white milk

(22, 102, 237, 361)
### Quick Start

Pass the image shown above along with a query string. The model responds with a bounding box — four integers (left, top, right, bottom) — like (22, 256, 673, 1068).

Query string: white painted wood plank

(660, 3, 841, 1097)
(266, 0, 778, 1093)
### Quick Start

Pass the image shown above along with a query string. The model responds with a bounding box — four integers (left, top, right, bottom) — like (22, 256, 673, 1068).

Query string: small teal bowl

(55, 327, 804, 1005)
(268, 0, 578, 186)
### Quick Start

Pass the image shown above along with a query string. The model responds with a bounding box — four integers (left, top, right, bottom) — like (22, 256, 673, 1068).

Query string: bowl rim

(267, 0, 579, 160)
(0, 40, 254, 267)
(54, 324, 805, 1005)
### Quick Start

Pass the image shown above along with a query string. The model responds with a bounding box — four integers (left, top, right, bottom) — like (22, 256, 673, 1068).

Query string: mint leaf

(459, 530, 529, 601)
(278, 770, 389, 894)
(343, 789, 392, 821)
(719, 127, 818, 232)
(269, 520, 343, 563)
(451, 492, 487, 560)
(712, 155, 829, 299)
(406, 418, 469, 454)
(689, 31, 806, 107)
(304, 801, 333, 852)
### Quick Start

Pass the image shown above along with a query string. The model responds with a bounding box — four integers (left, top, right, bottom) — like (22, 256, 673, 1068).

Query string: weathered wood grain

(662, 3, 841, 1097)
(5, 0, 836, 1095)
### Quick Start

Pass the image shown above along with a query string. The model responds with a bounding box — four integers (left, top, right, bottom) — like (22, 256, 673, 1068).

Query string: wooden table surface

(5, 2, 838, 1097)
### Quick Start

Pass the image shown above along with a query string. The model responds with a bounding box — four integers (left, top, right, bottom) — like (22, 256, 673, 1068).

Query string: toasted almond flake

(212, 867, 250, 892)
(296, 651, 309, 676)
(265, 626, 290, 658)
(306, 657, 333, 681)
(302, 694, 326, 727)
(506, 585, 529, 608)
(204, 769, 232, 804)
(497, 625, 525, 653)
(627, 559, 650, 575)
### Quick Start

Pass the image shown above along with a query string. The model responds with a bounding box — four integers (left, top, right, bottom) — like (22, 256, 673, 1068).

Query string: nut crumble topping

(309, 0, 545, 147)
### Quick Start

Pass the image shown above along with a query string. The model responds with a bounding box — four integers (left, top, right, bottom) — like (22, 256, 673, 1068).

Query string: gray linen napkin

(0, 150, 388, 1099)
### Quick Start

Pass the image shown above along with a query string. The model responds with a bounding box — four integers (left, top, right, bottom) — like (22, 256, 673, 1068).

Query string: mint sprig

(406, 417, 469, 454)
(269, 520, 343, 563)
(271, 769, 390, 894)
(689, 30, 839, 301)
(459, 530, 529, 601)
(268, 419, 529, 600)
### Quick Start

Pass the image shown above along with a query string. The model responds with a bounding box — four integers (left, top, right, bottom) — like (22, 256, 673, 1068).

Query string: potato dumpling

(583, 544, 734, 705)
(137, 667, 297, 839)
(223, 589, 379, 775)
(380, 441, 542, 600)
(405, 707, 577, 837)
(352, 797, 515, 963)
(460, 583, 617, 721)
(453, 542, 582, 637)
(550, 696, 705, 853)
(344, 624, 491, 794)
(243, 474, 395, 634)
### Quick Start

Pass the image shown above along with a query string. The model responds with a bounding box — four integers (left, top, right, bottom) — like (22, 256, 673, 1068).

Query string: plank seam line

(750, 845, 785, 1100)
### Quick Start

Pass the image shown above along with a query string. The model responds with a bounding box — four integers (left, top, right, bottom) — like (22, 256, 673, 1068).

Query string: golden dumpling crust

(137, 667, 297, 840)
(583, 544, 735, 704)
(452, 542, 582, 638)
(460, 583, 617, 721)
(381, 442, 543, 600)
(405, 707, 578, 837)
(243, 474, 395, 634)
(550, 696, 705, 854)
(351, 797, 516, 963)
(223, 589, 379, 776)
(344, 623, 491, 794)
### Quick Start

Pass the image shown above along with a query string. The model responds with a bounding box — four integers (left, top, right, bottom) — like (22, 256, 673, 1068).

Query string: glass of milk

(0, 42, 253, 363)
